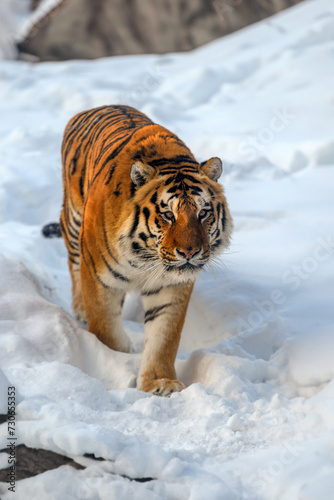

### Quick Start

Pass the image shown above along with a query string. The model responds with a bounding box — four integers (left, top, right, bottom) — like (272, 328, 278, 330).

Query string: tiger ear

(199, 157, 223, 182)
(130, 161, 156, 186)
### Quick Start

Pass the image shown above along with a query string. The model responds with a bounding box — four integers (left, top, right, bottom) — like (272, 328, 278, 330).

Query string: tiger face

(120, 156, 232, 284)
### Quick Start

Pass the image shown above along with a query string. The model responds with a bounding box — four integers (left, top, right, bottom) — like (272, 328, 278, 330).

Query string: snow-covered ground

(1, 0, 334, 498)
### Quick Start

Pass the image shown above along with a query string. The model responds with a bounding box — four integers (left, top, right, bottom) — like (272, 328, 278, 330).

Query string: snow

(1, 0, 334, 498)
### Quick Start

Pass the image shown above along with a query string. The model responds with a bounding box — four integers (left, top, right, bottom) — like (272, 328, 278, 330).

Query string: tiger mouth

(163, 262, 205, 273)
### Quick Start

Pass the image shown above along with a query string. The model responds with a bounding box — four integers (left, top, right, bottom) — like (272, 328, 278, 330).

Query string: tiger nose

(176, 247, 201, 260)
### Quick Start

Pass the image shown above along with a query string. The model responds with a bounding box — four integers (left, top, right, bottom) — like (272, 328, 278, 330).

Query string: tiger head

(122, 157, 233, 284)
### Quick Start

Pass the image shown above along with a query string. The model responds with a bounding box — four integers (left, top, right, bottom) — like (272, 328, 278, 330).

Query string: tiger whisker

(141, 263, 166, 291)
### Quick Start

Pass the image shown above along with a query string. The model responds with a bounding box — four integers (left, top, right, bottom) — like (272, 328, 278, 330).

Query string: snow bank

(1, 0, 334, 498)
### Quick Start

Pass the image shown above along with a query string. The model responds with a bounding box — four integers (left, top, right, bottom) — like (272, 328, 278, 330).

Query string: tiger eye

(199, 209, 206, 217)
(164, 211, 174, 220)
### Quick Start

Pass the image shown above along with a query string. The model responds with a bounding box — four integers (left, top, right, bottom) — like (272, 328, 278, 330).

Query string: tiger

(43, 105, 233, 397)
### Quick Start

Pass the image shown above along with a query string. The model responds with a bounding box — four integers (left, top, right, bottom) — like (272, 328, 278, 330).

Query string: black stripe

(104, 161, 117, 185)
(190, 185, 203, 194)
(182, 174, 202, 184)
(79, 166, 85, 197)
(212, 204, 220, 237)
(143, 207, 154, 236)
(166, 194, 178, 203)
(221, 204, 226, 232)
(166, 185, 178, 194)
(144, 303, 172, 323)
(158, 168, 198, 176)
(63, 210, 80, 244)
(129, 181, 136, 198)
(216, 203, 221, 221)
(142, 287, 162, 296)
(143, 207, 150, 225)
(150, 192, 157, 204)
(102, 212, 118, 264)
(114, 182, 122, 197)
(71, 212, 82, 227)
(149, 155, 197, 167)
(68, 248, 79, 261)
(178, 167, 198, 173)
(139, 232, 148, 242)
(164, 177, 175, 186)
(129, 205, 140, 236)
(80, 240, 110, 289)
(101, 253, 130, 282)
(211, 239, 222, 251)
(132, 241, 142, 253)
(61, 216, 79, 250)
(70, 156, 77, 175)
(131, 242, 156, 260)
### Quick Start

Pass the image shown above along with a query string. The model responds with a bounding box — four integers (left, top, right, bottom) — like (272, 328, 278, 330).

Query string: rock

(0, 443, 84, 481)
(18, 0, 304, 61)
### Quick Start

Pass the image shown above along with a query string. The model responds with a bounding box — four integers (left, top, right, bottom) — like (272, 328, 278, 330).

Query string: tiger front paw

(140, 378, 185, 397)
(73, 298, 87, 324)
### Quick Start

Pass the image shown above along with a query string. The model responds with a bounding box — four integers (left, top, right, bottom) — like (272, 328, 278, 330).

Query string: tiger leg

(68, 260, 86, 323)
(60, 205, 86, 322)
(80, 257, 130, 353)
(138, 282, 193, 396)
